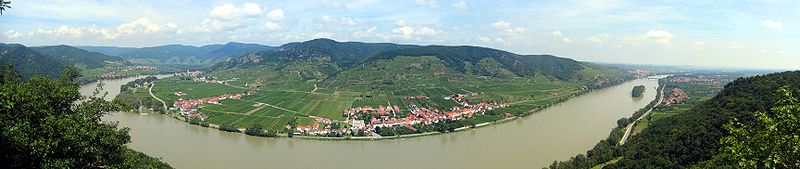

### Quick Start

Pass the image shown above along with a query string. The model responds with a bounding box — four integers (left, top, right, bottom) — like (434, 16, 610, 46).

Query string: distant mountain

(211, 38, 630, 91)
(79, 42, 272, 65)
(217, 38, 613, 81)
(0, 44, 67, 79)
(31, 45, 128, 69)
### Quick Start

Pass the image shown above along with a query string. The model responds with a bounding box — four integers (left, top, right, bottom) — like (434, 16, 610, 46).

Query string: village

(291, 93, 509, 136)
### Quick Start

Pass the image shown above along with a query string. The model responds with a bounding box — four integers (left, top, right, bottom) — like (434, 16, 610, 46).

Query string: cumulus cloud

(117, 17, 176, 35)
(587, 33, 610, 43)
(477, 35, 491, 43)
(491, 21, 511, 29)
(452, 0, 468, 10)
(645, 30, 674, 45)
(391, 25, 440, 39)
(490, 21, 525, 35)
(209, 3, 263, 21)
(353, 26, 377, 38)
(562, 38, 572, 43)
(761, 20, 782, 29)
(551, 30, 563, 36)
(267, 9, 285, 21)
(264, 21, 281, 30)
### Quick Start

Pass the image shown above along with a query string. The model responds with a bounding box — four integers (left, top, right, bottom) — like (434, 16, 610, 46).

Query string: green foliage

(0, 65, 170, 168)
(718, 88, 800, 168)
(631, 85, 645, 97)
(0, 43, 67, 79)
(218, 123, 240, 133)
(608, 71, 800, 168)
(244, 124, 277, 137)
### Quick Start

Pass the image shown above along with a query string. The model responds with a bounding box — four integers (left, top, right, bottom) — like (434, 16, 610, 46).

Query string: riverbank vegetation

(0, 65, 170, 168)
(550, 71, 798, 168)
(630, 85, 645, 97)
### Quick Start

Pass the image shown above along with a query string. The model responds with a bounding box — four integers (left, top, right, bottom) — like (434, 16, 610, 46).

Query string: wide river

(80, 75, 661, 169)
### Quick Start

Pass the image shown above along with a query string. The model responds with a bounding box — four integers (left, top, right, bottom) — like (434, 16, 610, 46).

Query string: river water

(80, 75, 660, 169)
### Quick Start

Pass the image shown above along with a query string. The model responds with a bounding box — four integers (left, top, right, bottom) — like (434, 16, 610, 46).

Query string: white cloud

(353, 26, 377, 38)
(321, 15, 332, 22)
(452, 0, 469, 10)
(393, 26, 415, 38)
(761, 20, 782, 29)
(562, 38, 572, 43)
(117, 17, 176, 35)
(551, 30, 563, 36)
(415, 0, 439, 7)
(495, 37, 510, 45)
(391, 25, 440, 39)
(491, 21, 511, 29)
(313, 31, 335, 38)
(587, 33, 610, 43)
(4, 30, 24, 39)
(209, 3, 263, 21)
(264, 21, 281, 30)
(417, 27, 439, 35)
(340, 17, 362, 25)
(267, 9, 285, 21)
(477, 36, 491, 43)
(645, 30, 674, 45)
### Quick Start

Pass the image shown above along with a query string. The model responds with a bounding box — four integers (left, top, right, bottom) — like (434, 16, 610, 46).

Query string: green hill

(31, 45, 128, 69)
(80, 42, 273, 65)
(610, 71, 800, 168)
(211, 38, 630, 92)
(0, 43, 67, 79)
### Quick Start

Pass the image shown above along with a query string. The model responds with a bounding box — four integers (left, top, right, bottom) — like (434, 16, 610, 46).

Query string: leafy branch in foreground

(0, 64, 170, 168)
(719, 87, 800, 168)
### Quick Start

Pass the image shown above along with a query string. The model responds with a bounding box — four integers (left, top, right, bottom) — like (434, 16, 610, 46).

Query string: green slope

(0, 43, 67, 79)
(610, 71, 800, 168)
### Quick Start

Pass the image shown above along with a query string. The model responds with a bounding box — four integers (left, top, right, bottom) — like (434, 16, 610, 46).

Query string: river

(80, 75, 661, 169)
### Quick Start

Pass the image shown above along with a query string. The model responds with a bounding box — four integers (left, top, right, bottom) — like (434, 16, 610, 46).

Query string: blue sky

(1, 0, 798, 69)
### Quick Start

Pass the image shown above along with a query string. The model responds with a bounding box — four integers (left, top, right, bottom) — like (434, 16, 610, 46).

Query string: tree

(0, 0, 10, 15)
(0, 65, 170, 168)
(719, 88, 800, 168)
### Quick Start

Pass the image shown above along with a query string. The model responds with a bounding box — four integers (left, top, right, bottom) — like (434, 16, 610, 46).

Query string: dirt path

(243, 104, 267, 115)
(149, 83, 168, 111)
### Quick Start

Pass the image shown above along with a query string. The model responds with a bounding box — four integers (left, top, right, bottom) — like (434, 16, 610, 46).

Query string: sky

(1, 0, 798, 69)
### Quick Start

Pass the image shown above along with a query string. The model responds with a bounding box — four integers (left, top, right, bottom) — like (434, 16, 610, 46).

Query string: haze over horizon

(1, 0, 798, 69)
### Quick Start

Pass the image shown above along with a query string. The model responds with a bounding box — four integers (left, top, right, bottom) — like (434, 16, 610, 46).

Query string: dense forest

(0, 65, 171, 168)
(549, 71, 800, 168)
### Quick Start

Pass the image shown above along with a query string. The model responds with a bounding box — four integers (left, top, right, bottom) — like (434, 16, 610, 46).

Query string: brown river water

(80, 75, 661, 169)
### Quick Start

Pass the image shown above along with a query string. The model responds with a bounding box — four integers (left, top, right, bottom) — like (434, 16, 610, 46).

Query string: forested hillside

(31, 45, 128, 69)
(80, 42, 272, 65)
(212, 38, 630, 89)
(0, 43, 67, 79)
(549, 71, 800, 169)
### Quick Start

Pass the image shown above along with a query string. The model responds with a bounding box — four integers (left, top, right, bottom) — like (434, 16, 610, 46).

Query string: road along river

(80, 75, 660, 169)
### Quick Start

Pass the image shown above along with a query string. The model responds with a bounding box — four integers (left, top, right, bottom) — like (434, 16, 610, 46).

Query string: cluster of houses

(663, 88, 689, 106)
(123, 66, 158, 71)
(672, 77, 713, 83)
(193, 76, 238, 84)
(292, 93, 509, 136)
(171, 92, 247, 120)
(100, 72, 126, 78)
(177, 70, 205, 76)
